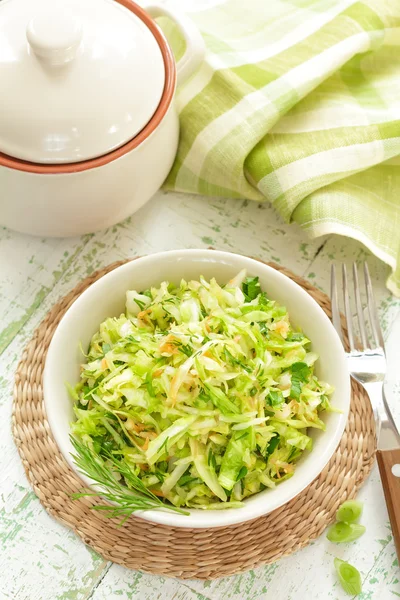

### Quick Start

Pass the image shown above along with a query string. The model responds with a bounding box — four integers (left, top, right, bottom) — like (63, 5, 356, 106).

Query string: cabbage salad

(70, 271, 334, 510)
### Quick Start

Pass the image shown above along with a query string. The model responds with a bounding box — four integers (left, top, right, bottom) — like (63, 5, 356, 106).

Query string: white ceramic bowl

(43, 249, 350, 528)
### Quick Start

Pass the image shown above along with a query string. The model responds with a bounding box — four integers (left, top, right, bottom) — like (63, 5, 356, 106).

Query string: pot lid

(0, 0, 166, 164)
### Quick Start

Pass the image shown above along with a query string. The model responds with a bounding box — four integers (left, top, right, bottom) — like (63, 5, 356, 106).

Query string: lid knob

(27, 11, 82, 65)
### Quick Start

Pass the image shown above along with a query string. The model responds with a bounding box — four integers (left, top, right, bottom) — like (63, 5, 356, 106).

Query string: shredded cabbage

(70, 272, 334, 509)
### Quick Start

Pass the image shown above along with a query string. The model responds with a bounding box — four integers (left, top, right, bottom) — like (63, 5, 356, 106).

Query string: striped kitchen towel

(161, 0, 400, 295)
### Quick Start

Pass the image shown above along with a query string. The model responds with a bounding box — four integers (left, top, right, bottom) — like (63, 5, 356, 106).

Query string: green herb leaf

(327, 522, 366, 543)
(259, 292, 269, 306)
(266, 390, 284, 407)
(266, 434, 280, 455)
(179, 344, 193, 357)
(290, 378, 302, 400)
(336, 500, 363, 524)
(242, 276, 261, 301)
(286, 332, 304, 342)
(223, 348, 252, 373)
(70, 436, 188, 521)
(259, 322, 270, 337)
(289, 362, 311, 399)
(290, 362, 311, 381)
(134, 298, 146, 310)
(334, 558, 362, 595)
(236, 466, 248, 481)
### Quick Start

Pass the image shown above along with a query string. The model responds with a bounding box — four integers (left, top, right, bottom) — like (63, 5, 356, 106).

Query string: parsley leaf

(266, 390, 284, 406)
(290, 362, 311, 381)
(289, 362, 311, 399)
(259, 292, 270, 306)
(266, 434, 280, 455)
(242, 276, 261, 301)
(290, 378, 302, 400)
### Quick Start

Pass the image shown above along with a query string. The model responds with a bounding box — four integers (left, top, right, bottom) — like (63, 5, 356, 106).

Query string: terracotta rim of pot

(0, 0, 176, 175)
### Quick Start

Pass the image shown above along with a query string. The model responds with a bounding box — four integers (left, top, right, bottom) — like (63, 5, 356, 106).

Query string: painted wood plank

(0, 487, 108, 600)
(89, 567, 214, 600)
(0, 228, 91, 354)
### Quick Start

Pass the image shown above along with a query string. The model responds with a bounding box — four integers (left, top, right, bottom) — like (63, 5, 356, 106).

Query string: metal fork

(331, 263, 400, 559)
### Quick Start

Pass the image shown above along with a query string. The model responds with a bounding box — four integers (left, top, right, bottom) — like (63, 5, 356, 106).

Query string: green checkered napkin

(161, 0, 400, 295)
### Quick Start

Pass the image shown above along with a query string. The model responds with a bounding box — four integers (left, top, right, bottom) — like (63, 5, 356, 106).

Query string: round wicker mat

(12, 258, 376, 580)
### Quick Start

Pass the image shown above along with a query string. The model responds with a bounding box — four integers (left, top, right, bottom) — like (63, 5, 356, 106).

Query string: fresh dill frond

(70, 436, 189, 523)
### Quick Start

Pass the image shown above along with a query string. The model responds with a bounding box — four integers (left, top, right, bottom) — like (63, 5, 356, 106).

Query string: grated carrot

(138, 309, 151, 319)
(159, 342, 178, 355)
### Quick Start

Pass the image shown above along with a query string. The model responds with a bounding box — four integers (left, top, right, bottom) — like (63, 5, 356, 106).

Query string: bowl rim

(43, 249, 350, 528)
(0, 0, 176, 175)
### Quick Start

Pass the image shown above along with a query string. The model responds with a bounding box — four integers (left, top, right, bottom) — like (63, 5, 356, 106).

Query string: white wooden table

(1, 191, 399, 600)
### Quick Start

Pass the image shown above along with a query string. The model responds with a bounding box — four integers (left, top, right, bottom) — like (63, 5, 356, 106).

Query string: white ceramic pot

(43, 249, 351, 528)
(0, 0, 204, 237)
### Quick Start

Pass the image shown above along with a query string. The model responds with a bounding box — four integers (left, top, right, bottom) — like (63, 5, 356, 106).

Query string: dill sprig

(70, 436, 189, 522)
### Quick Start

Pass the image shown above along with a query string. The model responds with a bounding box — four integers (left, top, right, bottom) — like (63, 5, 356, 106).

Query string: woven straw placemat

(12, 258, 376, 580)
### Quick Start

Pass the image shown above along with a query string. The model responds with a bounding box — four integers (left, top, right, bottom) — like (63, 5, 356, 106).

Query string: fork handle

(377, 448, 400, 559)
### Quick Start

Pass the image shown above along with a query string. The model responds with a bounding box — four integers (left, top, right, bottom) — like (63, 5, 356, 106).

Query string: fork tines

(330, 262, 384, 352)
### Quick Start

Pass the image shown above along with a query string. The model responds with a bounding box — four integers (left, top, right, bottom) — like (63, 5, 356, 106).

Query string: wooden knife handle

(377, 448, 400, 560)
